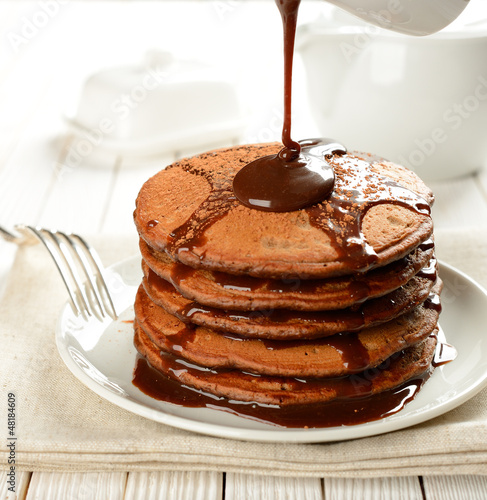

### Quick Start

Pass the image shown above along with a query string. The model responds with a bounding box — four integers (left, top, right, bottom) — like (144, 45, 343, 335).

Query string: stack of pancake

(133, 142, 441, 424)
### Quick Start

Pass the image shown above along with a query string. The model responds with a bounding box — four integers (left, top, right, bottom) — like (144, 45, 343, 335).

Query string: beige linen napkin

(1, 230, 486, 477)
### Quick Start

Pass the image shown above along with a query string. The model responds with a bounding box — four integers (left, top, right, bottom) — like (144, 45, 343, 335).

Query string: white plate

(56, 257, 487, 443)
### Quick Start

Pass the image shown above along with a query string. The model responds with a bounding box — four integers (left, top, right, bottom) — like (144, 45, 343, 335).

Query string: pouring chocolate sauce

(132, 0, 458, 429)
(233, 0, 346, 212)
(233, 0, 470, 213)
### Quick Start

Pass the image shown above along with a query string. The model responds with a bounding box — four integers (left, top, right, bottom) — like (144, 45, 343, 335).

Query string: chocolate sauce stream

(277, 0, 301, 154)
(232, 0, 346, 212)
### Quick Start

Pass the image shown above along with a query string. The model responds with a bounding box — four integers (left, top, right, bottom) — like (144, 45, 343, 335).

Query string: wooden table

(1, 1, 486, 498)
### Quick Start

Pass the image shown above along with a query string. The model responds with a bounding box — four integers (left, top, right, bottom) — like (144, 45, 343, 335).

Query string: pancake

(134, 321, 437, 406)
(132, 141, 447, 424)
(134, 284, 440, 378)
(140, 238, 435, 311)
(134, 143, 434, 279)
(142, 262, 441, 339)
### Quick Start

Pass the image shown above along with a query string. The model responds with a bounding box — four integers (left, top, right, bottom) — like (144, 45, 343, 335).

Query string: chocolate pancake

(134, 321, 437, 405)
(134, 143, 434, 279)
(141, 239, 435, 311)
(142, 261, 441, 339)
(134, 284, 440, 378)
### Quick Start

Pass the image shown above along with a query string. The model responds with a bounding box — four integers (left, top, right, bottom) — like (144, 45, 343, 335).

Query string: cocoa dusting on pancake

(134, 321, 437, 406)
(134, 144, 433, 279)
(140, 238, 435, 311)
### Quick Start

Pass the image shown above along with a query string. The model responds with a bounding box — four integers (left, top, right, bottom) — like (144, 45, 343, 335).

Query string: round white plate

(56, 257, 487, 443)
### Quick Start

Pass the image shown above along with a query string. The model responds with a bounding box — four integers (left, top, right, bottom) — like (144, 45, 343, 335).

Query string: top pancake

(134, 143, 434, 279)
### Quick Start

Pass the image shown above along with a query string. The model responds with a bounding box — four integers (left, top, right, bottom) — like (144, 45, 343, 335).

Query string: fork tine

(61, 233, 117, 321)
(24, 226, 91, 320)
(10, 225, 117, 322)
(55, 231, 106, 321)
(71, 234, 118, 321)
(0, 226, 17, 243)
(0, 226, 37, 245)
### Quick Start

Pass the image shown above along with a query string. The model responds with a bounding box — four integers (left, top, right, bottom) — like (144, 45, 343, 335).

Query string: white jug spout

(326, 0, 470, 36)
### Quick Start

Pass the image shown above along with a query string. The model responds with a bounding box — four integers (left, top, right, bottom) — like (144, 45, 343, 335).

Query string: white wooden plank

(0, 129, 70, 229)
(123, 471, 222, 500)
(225, 473, 323, 500)
(0, 3, 42, 84)
(26, 472, 127, 500)
(428, 176, 487, 228)
(0, 470, 31, 500)
(0, 73, 54, 174)
(423, 475, 487, 500)
(0, 1, 72, 170)
(0, 8, 83, 230)
(36, 142, 119, 234)
(100, 155, 175, 236)
(323, 477, 423, 500)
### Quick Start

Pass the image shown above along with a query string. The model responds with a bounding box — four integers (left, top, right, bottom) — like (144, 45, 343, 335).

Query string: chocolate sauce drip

(132, 355, 430, 428)
(419, 238, 435, 252)
(424, 293, 442, 312)
(166, 326, 197, 354)
(166, 188, 237, 256)
(325, 333, 371, 372)
(147, 219, 159, 228)
(305, 154, 431, 272)
(170, 262, 194, 286)
(433, 340, 457, 367)
(416, 257, 438, 281)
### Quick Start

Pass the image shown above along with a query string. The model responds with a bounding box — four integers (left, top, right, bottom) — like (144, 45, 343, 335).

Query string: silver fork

(0, 225, 117, 322)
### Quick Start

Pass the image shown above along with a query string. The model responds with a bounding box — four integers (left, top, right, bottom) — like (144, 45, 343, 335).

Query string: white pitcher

(325, 0, 470, 36)
(297, 5, 487, 180)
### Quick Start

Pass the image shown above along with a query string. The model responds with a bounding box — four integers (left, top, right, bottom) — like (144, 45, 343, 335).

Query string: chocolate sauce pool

(132, 351, 436, 428)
